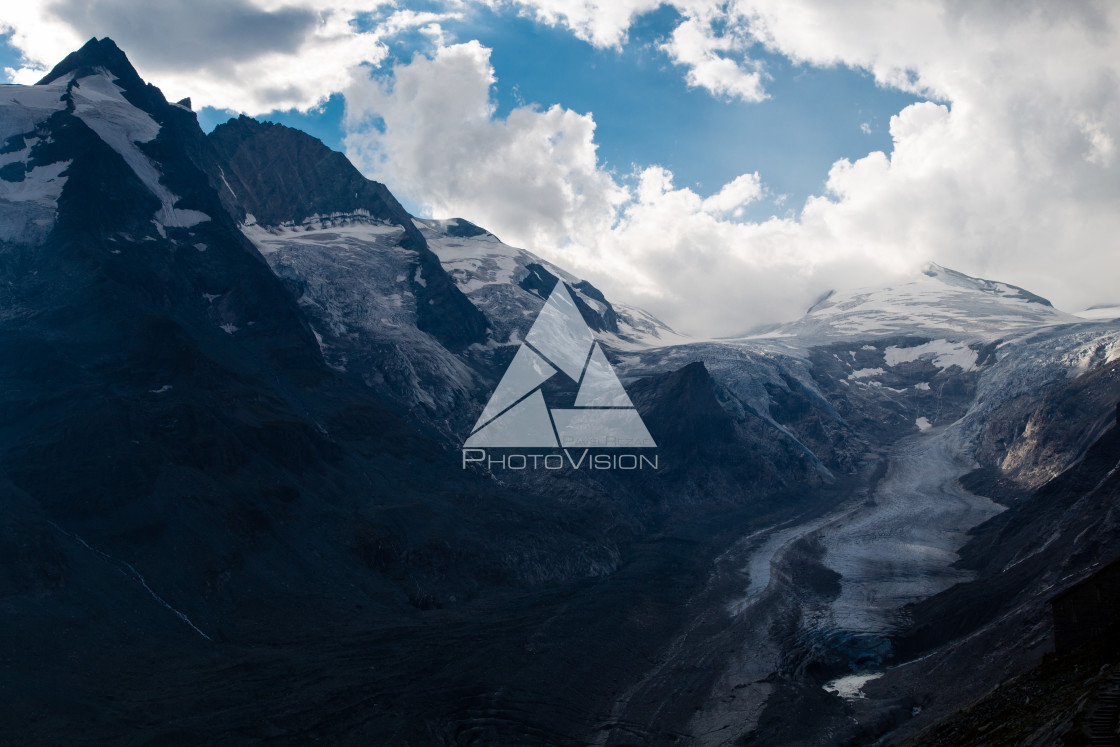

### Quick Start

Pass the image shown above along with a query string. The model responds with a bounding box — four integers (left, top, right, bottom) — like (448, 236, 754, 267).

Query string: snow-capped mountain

(211, 118, 689, 435)
(754, 261, 1076, 344)
(3, 37, 1119, 747)
(417, 216, 688, 349)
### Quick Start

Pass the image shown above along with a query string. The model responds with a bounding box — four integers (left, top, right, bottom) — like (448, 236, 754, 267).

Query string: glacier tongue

(818, 424, 1004, 636)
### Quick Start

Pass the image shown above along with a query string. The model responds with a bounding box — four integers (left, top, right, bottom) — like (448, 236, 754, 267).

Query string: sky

(2, 1, 1119, 336)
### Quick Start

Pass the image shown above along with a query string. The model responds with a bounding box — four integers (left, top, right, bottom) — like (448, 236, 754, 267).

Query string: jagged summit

(33, 36, 168, 116)
(426, 216, 495, 240)
(36, 37, 138, 87)
(209, 115, 411, 229)
(210, 115, 490, 351)
(2, 27, 489, 356)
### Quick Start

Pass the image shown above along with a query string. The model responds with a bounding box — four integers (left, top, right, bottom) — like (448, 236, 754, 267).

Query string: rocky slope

(0, 37, 630, 661)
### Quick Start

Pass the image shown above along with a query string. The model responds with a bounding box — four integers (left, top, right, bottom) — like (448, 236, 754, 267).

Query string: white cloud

(660, 15, 766, 101)
(1079, 116, 1116, 167)
(342, 40, 901, 334)
(342, 3, 1120, 335)
(344, 41, 627, 254)
(576, 167, 892, 330)
(497, 0, 773, 101)
(485, 0, 663, 49)
(701, 172, 763, 217)
(1, 2, 460, 114)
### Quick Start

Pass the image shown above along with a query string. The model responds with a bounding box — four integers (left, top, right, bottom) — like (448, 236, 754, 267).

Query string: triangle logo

(465, 281, 656, 448)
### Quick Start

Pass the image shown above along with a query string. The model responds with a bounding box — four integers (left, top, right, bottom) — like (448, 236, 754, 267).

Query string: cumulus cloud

(342, 2, 1120, 335)
(342, 39, 899, 334)
(1, 1, 459, 113)
(742, 0, 1120, 306)
(344, 41, 627, 252)
(497, 0, 773, 101)
(484, 0, 663, 48)
(660, 14, 766, 101)
(701, 172, 763, 217)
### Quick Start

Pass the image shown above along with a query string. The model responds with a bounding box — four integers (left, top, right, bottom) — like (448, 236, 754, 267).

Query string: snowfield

(0, 84, 70, 244)
(70, 70, 210, 229)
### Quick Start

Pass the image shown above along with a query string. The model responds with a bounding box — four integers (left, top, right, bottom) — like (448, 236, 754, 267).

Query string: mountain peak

(34, 36, 171, 117)
(208, 115, 407, 228)
(36, 37, 143, 90)
(754, 262, 1073, 342)
(919, 261, 1053, 307)
(211, 114, 490, 350)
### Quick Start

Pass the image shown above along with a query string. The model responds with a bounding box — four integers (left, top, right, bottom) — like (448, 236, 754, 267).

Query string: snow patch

(0, 85, 68, 139)
(70, 70, 209, 228)
(1106, 337, 1120, 364)
(0, 85, 72, 244)
(824, 672, 883, 700)
(885, 340, 978, 372)
(241, 220, 404, 255)
(779, 264, 1075, 341)
(849, 368, 885, 380)
(915, 417, 932, 432)
(0, 159, 71, 244)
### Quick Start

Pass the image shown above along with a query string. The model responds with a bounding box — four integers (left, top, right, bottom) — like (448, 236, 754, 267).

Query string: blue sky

(175, 6, 923, 221)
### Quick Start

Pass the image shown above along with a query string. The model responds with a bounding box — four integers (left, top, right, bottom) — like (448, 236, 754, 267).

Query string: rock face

(3, 36, 1120, 747)
(518, 261, 619, 332)
(208, 115, 408, 228)
(0, 37, 624, 667)
(209, 115, 489, 353)
(880, 415, 1120, 745)
(630, 361, 736, 448)
(1050, 557, 1120, 654)
(18, 38, 324, 376)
